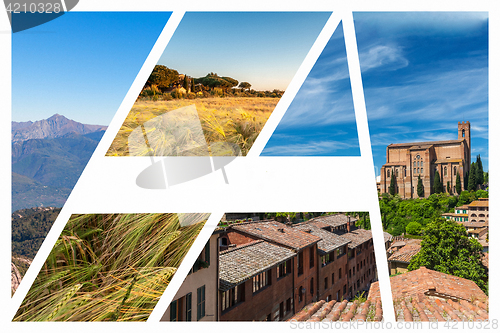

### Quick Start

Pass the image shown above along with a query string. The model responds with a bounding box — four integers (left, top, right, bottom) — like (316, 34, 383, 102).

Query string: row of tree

(388, 154, 487, 197)
(143, 65, 255, 96)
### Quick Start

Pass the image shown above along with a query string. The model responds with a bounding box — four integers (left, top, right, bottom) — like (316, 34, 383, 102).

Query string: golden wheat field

(106, 97, 279, 156)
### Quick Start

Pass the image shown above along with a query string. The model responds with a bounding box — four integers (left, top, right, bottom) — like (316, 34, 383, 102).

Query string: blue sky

(12, 12, 171, 125)
(262, 22, 360, 156)
(354, 12, 489, 173)
(158, 12, 331, 91)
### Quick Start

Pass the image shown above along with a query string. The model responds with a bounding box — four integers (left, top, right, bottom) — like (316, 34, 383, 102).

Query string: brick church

(379, 122, 471, 198)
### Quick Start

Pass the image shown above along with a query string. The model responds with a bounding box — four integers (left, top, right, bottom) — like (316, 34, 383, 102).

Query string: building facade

(380, 122, 471, 198)
(161, 233, 219, 321)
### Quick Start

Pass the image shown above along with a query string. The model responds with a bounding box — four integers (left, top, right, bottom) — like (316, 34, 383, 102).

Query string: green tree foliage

(388, 170, 396, 196)
(476, 154, 484, 185)
(195, 73, 239, 91)
(417, 175, 424, 197)
(468, 162, 477, 191)
(12, 207, 62, 260)
(483, 171, 488, 184)
(455, 173, 462, 195)
(408, 218, 487, 293)
(433, 170, 442, 194)
(183, 75, 189, 90)
(378, 191, 484, 236)
(405, 221, 422, 235)
(464, 170, 469, 190)
(191, 77, 195, 92)
(146, 65, 179, 92)
(238, 82, 252, 90)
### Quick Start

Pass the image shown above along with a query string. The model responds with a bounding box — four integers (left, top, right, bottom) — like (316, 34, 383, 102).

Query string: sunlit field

(107, 97, 279, 156)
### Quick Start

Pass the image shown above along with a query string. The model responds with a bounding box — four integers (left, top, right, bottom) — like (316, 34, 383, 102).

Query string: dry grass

(106, 97, 279, 156)
(14, 213, 207, 321)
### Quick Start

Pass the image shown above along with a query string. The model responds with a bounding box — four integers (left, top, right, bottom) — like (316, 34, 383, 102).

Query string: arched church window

(462, 129, 465, 137)
(413, 161, 416, 167)
(396, 169, 399, 178)
(444, 167, 447, 176)
(387, 170, 390, 178)
(454, 166, 457, 175)
(414, 168, 416, 174)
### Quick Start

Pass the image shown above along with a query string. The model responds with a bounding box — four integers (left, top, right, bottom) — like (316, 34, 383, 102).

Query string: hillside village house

(379, 122, 471, 198)
(442, 198, 489, 251)
(386, 237, 422, 276)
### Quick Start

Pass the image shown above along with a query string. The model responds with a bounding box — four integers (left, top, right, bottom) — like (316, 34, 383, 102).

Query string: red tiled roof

(388, 139, 464, 148)
(231, 220, 320, 251)
(219, 240, 295, 291)
(288, 299, 382, 322)
(293, 224, 350, 254)
(468, 200, 489, 208)
(387, 239, 421, 264)
(339, 228, 373, 248)
(372, 267, 487, 302)
(307, 214, 357, 228)
(370, 267, 488, 322)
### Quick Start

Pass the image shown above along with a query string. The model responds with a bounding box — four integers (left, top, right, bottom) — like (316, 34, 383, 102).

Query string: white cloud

(263, 140, 358, 156)
(359, 45, 409, 72)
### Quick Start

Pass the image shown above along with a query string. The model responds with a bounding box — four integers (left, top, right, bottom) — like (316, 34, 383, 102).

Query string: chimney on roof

(347, 216, 351, 233)
(278, 228, 285, 233)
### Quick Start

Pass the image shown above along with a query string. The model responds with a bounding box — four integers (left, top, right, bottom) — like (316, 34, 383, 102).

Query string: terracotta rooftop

(289, 283, 383, 322)
(307, 214, 358, 228)
(370, 267, 488, 322)
(468, 200, 489, 208)
(388, 139, 463, 148)
(292, 224, 350, 254)
(384, 232, 393, 243)
(442, 212, 468, 217)
(460, 221, 488, 228)
(409, 144, 433, 150)
(387, 239, 421, 264)
(336, 228, 373, 249)
(219, 240, 295, 291)
(231, 220, 321, 251)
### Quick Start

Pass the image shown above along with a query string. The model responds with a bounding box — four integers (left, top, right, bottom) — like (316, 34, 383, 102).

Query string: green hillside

(12, 207, 61, 260)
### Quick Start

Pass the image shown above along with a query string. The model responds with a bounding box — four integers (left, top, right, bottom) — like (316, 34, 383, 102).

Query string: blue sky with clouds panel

(354, 12, 488, 173)
(262, 22, 360, 156)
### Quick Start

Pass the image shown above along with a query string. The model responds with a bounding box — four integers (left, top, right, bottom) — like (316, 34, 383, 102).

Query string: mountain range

(12, 114, 106, 142)
(11, 114, 107, 211)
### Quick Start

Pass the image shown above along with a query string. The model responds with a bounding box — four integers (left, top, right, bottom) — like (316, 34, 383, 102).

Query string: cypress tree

(464, 170, 469, 190)
(455, 173, 462, 195)
(191, 77, 195, 93)
(433, 170, 442, 194)
(389, 170, 396, 196)
(468, 162, 477, 191)
(476, 155, 484, 185)
(417, 175, 424, 197)
(183, 75, 189, 90)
